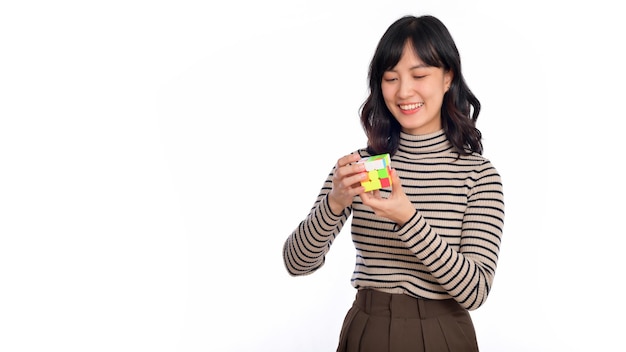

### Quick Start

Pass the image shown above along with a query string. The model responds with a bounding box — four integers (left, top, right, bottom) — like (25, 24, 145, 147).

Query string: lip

(398, 102, 423, 114)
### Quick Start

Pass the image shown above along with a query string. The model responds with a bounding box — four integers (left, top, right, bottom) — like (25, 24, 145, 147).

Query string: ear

(444, 69, 454, 91)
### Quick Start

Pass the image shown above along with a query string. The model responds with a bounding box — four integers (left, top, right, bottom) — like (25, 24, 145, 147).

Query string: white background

(1, 0, 624, 351)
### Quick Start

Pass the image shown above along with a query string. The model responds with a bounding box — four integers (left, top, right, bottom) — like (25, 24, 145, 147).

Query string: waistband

(355, 289, 464, 319)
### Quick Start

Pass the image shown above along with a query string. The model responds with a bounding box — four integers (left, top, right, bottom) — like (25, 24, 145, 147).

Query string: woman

(283, 15, 504, 352)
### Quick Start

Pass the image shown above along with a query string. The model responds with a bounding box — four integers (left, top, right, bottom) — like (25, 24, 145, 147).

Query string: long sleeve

(283, 171, 352, 276)
(284, 131, 505, 311)
(395, 160, 504, 310)
(348, 130, 505, 311)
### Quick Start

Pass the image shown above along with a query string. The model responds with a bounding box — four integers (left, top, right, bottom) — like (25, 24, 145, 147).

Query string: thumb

(390, 168, 404, 195)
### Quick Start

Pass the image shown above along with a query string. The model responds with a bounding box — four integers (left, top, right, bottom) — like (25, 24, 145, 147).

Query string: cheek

(424, 85, 445, 102)
(381, 85, 395, 102)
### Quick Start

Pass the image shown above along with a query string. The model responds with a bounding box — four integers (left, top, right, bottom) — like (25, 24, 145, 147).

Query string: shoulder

(448, 153, 502, 189)
(460, 152, 499, 171)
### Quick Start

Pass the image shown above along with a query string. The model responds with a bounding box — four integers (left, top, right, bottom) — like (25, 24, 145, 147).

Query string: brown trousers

(337, 289, 479, 352)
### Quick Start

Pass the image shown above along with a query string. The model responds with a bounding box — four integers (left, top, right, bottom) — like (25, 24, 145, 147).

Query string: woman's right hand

(327, 153, 367, 214)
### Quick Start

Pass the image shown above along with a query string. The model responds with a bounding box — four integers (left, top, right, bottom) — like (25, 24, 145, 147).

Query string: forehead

(388, 43, 429, 70)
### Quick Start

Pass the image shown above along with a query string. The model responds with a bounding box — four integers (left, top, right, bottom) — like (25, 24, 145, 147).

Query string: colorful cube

(357, 153, 392, 192)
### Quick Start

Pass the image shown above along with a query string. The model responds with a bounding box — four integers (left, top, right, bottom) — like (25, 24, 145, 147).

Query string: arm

(283, 153, 366, 276)
(395, 161, 504, 310)
(282, 188, 351, 276)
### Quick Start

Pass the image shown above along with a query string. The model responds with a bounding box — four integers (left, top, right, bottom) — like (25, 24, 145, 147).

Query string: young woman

(283, 15, 505, 352)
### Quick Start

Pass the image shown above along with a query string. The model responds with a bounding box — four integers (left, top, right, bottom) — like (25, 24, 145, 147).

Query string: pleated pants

(336, 289, 479, 352)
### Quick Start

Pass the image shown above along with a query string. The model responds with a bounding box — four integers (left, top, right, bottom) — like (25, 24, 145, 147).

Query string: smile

(399, 102, 424, 110)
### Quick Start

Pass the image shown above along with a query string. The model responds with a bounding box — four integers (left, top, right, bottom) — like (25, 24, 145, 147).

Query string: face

(381, 42, 453, 135)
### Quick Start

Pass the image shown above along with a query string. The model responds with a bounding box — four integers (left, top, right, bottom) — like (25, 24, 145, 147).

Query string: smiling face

(381, 41, 453, 135)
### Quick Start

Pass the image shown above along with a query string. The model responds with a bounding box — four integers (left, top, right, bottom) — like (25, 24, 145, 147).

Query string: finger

(390, 169, 404, 194)
(336, 157, 366, 180)
(342, 171, 368, 190)
(359, 189, 373, 202)
(338, 153, 361, 168)
(359, 188, 381, 207)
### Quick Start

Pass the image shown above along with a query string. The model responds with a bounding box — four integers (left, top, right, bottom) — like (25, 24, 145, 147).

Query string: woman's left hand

(359, 169, 416, 226)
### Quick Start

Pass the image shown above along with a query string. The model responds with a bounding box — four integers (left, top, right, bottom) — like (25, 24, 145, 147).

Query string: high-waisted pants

(336, 289, 479, 352)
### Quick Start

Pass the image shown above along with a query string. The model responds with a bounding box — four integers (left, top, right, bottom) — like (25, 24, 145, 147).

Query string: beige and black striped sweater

(283, 130, 505, 311)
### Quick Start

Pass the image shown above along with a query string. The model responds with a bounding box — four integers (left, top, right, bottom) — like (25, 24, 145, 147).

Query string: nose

(397, 77, 414, 99)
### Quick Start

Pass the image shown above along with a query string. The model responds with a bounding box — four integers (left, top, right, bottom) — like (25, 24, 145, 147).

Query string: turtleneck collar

(396, 129, 454, 157)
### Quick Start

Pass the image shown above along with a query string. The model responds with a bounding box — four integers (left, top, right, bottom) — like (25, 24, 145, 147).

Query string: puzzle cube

(357, 153, 392, 192)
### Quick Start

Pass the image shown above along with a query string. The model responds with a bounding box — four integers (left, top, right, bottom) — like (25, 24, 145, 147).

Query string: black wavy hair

(360, 15, 482, 156)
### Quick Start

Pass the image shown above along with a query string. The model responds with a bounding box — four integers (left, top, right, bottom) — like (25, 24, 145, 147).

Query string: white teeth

(399, 103, 424, 110)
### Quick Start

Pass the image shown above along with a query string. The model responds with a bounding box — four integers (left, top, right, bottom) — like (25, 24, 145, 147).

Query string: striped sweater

(283, 130, 505, 311)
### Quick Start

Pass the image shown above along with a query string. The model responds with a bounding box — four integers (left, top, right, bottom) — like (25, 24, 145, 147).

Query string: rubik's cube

(358, 153, 392, 192)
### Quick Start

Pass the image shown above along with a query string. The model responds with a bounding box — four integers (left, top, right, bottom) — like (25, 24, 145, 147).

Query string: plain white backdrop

(1, 0, 624, 351)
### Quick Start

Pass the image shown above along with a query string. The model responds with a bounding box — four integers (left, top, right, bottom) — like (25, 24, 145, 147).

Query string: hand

(359, 169, 415, 226)
(327, 153, 367, 214)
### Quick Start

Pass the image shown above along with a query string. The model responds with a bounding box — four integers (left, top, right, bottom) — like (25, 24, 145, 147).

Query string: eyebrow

(385, 64, 429, 72)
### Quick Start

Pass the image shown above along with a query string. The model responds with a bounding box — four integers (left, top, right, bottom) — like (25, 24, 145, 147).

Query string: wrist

(395, 208, 416, 227)
(327, 194, 345, 216)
